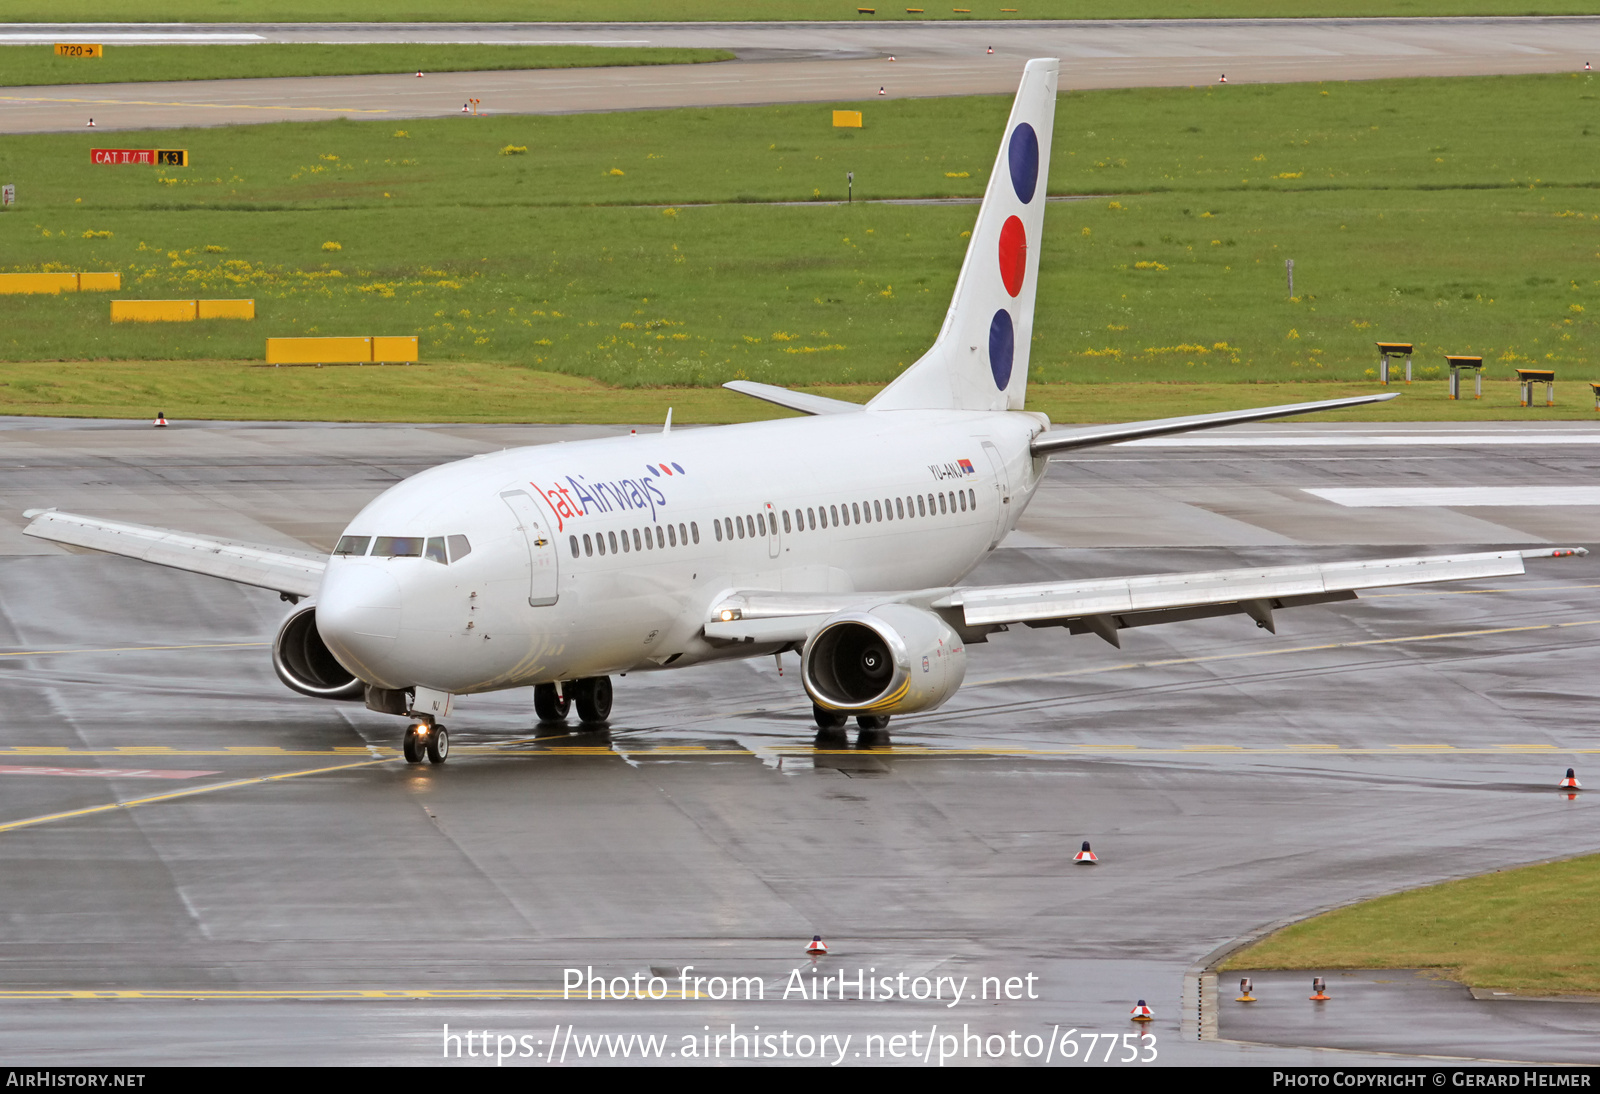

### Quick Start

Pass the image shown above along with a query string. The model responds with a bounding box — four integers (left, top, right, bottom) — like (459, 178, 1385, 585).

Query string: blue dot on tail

(1008, 123, 1039, 204)
(989, 309, 1014, 390)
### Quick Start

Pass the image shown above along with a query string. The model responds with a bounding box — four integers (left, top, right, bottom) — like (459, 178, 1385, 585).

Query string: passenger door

(980, 441, 1011, 549)
(499, 490, 560, 607)
(764, 502, 781, 559)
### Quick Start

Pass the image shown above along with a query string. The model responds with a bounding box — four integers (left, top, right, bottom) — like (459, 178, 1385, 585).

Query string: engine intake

(802, 604, 966, 716)
(272, 605, 364, 700)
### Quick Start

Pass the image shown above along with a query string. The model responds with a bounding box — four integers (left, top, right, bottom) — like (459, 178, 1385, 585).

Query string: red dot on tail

(998, 216, 1027, 298)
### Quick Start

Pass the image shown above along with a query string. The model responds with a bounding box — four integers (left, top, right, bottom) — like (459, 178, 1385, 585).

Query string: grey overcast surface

(2, 418, 1599, 1064)
(4, 18, 1600, 132)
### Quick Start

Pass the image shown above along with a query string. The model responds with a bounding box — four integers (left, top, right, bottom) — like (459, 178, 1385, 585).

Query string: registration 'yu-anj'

(24, 60, 1584, 763)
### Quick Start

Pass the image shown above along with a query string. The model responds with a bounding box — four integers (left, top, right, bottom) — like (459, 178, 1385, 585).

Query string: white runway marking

(0, 765, 220, 779)
(1306, 486, 1600, 508)
(0, 33, 266, 42)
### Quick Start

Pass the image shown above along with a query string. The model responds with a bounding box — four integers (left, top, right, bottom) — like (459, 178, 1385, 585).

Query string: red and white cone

(1130, 999, 1153, 1022)
(806, 935, 828, 956)
(1219, 74, 1227, 84)
(1073, 840, 1098, 864)
(86, 118, 95, 128)
(1560, 768, 1582, 789)
(416, 71, 424, 78)
(878, 86, 885, 96)
(986, 46, 993, 54)
(461, 103, 470, 114)
(888, 55, 896, 61)
(153, 411, 169, 428)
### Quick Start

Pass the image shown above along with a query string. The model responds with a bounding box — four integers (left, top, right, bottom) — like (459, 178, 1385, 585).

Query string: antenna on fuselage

(663, 407, 673, 434)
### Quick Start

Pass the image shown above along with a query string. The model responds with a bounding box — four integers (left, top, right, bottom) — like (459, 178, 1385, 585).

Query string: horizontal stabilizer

(1031, 393, 1398, 455)
(22, 509, 325, 598)
(721, 381, 864, 416)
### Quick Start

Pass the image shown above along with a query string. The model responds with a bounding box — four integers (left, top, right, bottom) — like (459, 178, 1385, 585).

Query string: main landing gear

(813, 703, 891, 748)
(534, 677, 612, 728)
(403, 719, 449, 765)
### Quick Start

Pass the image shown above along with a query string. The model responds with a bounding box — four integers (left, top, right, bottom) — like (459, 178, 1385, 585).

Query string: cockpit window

(447, 534, 471, 562)
(424, 537, 448, 564)
(334, 535, 371, 556)
(373, 536, 424, 558)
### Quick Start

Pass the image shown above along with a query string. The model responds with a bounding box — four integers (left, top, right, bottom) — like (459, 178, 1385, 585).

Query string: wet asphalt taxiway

(2, 417, 1599, 1065)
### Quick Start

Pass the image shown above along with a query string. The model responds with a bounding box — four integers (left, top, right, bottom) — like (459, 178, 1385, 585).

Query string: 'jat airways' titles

(531, 468, 678, 530)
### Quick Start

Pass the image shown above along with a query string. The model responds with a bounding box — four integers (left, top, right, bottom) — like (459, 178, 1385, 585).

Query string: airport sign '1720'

(90, 149, 189, 166)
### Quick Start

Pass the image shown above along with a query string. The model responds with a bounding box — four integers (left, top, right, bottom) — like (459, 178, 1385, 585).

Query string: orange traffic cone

(888, 55, 896, 61)
(153, 411, 169, 428)
(806, 935, 828, 956)
(1560, 768, 1582, 790)
(1236, 978, 1255, 1002)
(1219, 74, 1227, 84)
(1310, 976, 1329, 1001)
(416, 71, 424, 78)
(878, 86, 886, 96)
(86, 118, 95, 128)
(986, 46, 993, 54)
(1130, 999, 1153, 1022)
(1073, 840, 1098, 864)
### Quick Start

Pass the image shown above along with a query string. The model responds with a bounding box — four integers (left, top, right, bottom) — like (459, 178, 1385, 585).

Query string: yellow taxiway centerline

(0, 758, 392, 835)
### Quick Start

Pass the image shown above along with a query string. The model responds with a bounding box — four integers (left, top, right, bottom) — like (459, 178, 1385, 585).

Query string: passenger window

(334, 535, 371, 556)
(829, 505, 838, 526)
(757, 513, 767, 537)
(447, 534, 472, 562)
(679, 523, 688, 545)
(373, 536, 423, 557)
(632, 528, 642, 551)
(643, 527, 653, 550)
(657, 526, 666, 548)
(849, 502, 858, 524)
(714, 519, 723, 542)
(807, 508, 816, 530)
(873, 500, 883, 521)
(583, 534, 593, 556)
(425, 537, 448, 564)
(668, 524, 677, 547)
(598, 533, 608, 556)
(691, 522, 700, 544)
(895, 498, 904, 520)
(949, 491, 957, 511)
(747, 513, 757, 537)
(570, 535, 579, 558)
(620, 529, 630, 553)
(959, 492, 967, 512)
(782, 510, 792, 534)
(917, 495, 927, 517)
(736, 516, 745, 539)
(968, 488, 976, 509)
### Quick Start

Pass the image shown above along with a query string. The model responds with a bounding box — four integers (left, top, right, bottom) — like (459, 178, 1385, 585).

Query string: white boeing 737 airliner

(23, 60, 1585, 763)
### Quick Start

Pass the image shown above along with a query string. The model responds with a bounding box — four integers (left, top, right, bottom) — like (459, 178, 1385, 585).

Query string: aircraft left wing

(1030, 392, 1397, 455)
(22, 509, 326, 599)
(704, 547, 1585, 646)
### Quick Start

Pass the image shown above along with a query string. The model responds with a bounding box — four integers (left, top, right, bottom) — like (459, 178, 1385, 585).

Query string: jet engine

(272, 605, 364, 700)
(801, 603, 966, 716)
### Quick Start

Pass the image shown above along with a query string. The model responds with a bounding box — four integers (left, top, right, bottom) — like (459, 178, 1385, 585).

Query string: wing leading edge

(705, 547, 1586, 646)
(22, 509, 325, 599)
(1029, 393, 1398, 456)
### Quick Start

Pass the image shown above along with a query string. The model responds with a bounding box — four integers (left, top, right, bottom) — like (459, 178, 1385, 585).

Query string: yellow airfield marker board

(832, 110, 863, 128)
(54, 44, 103, 58)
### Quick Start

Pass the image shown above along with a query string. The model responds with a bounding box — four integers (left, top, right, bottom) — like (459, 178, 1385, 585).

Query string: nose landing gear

(403, 720, 449, 764)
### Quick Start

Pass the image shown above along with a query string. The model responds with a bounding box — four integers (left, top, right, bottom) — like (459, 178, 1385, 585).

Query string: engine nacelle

(802, 603, 967, 716)
(272, 605, 365, 701)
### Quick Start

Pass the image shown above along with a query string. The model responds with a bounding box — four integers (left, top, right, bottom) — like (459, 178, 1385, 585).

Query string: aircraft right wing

(704, 547, 1586, 646)
(22, 509, 326, 599)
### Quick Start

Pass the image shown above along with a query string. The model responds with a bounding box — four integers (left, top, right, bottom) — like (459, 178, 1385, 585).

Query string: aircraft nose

(316, 564, 404, 686)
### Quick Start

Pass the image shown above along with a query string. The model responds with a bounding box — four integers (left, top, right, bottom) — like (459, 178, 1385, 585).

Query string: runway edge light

(1237, 978, 1255, 1002)
(1561, 767, 1582, 789)
(1310, 976, 1330, 1001)
(1130, 999, 1153, 1022)
(806, 935, 827, 956)
(1072, 840, 1098, 864)
(152, 411, 168, 428)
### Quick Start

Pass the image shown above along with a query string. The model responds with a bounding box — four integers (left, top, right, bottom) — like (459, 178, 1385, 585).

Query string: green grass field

(3, 73, 1599, 418)
(1224, 852, 1600, 996)
(0, 45, 733, 87)
(12, 0, 1600, 21)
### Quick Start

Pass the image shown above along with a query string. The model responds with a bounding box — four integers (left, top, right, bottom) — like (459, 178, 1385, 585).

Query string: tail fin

(869, 58, 1058, 413)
